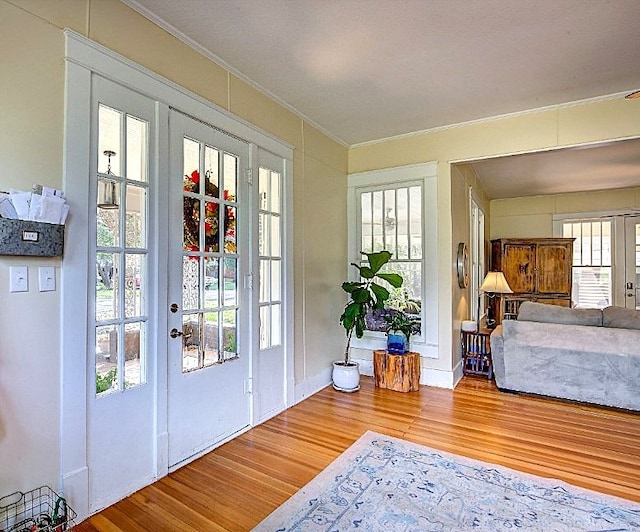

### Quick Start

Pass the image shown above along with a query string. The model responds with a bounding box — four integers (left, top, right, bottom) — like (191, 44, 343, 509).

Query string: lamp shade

(479, 271, 513, 294)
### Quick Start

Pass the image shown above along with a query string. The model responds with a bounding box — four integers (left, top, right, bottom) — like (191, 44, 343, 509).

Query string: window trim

(347, 162, 439, 359)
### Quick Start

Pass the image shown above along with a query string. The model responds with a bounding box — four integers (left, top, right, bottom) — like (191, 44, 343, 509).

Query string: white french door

(88, 76, 157, 511)
(623, 216, 640, 309)
(167, 111, 251, 468)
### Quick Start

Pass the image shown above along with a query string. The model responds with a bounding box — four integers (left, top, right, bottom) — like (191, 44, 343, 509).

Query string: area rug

(254, 431, 640, 531)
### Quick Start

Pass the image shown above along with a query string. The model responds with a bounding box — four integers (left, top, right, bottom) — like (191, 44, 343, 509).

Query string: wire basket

(0, 486, 76, 532)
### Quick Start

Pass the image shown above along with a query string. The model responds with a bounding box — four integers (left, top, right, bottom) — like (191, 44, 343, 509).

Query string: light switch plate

(10, 266, 28, 292)
(39, 266, 55, 292)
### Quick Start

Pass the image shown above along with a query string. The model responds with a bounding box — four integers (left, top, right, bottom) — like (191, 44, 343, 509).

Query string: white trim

(353, 94, 635, 149)
(348, 162, 438, 187)
(294, 368, 333, 404)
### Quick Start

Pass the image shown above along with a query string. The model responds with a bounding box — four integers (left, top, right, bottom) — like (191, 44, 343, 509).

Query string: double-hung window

(562, 219, 612, 308)
(348, 163, 438, 358)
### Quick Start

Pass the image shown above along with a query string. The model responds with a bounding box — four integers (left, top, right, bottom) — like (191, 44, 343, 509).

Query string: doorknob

(170, 328, 183, 338)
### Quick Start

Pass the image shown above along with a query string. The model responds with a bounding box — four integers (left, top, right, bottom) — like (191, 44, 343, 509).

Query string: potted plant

(384, 310, 420, 354)
(335, 250, 403, 391)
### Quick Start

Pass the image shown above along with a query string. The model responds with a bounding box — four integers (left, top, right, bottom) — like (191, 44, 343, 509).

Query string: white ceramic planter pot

(332, 361, 360, 392)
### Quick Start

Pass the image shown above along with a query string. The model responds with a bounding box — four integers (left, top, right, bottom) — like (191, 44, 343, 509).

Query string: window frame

(347, 162, 439, 359)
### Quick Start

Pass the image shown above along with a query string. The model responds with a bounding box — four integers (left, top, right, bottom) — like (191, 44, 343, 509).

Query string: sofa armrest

(490, 325, 506, 387)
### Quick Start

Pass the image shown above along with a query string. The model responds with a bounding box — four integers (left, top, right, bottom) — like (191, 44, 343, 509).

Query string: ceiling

(126, 0, 640, 199)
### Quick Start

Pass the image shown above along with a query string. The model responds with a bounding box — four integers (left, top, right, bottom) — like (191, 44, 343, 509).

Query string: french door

(167, 111, 251, 468)
(88, 76, 157, 511)
(624, 216, 640, 309)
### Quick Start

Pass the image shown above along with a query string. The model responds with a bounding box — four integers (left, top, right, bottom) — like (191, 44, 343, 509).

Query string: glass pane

(592, 222, 602, 266)
(223, 152, 237, 202)
(125, 253, 144, 318)
(394, 188, 407, 259)
(385, 262, 422, 316)
(182, 256, 200, 310)
(182, 314, 200, 372)
(572, 267, 611, 308)
(125, 185, 146, 248)
(581, 222, 592, 265)
(126, 115, 148, 182)
(259, 213, 267, 256)
(204, 257, 219, 308)
(183, 197, 200, 252)
(203, 312, 219, 367)
(204, 201, 220, 252)
(224, 206, 237, 253)
(271, 260, 281, 301)
(409, 186, 422, 259)
(97, 204, 119, 247)
(223, 309, 237, 360)
(602, 221, 611, 265)
(96, 325, 118, 395)
(224, 258, 237, 306)
(96, 252, 118, 321)
(204, 145, 220, 198)
(260, 306, 269, 350)
(183, 137, 200, 193)
(260, 259, 269, 303)
(372, 191, 383, 252)
(98, 105, 122, 176)
(271, 215, 280, 257)
(124, 322, 144, 388)
(270, 170, 280, 214)
(271, 304, 281, 347)
(259, 167, 269, 211)
(361, 192, 372, 253)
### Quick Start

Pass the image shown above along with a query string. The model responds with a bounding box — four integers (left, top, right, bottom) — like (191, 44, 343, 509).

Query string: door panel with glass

(89, 76, 156, 511)
(167, 111, 251, 468)
(624, 216, 640, 309)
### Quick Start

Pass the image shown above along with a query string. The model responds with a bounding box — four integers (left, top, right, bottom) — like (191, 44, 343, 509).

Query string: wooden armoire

(490, 238, 574, 321)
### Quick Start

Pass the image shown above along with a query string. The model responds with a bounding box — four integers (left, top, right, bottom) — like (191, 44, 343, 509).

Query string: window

(563, 219, 612, 308)
(94, 103, 149, 394)
(359, 184, 423, 323)
(348, 163, 437, 358)
(258, 165, 282, 350)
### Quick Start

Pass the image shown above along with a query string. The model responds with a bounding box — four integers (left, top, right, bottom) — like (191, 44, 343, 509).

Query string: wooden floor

(76, 376, 640, 531)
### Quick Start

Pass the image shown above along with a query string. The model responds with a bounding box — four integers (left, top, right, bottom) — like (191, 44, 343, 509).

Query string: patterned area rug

(254, 431, 640, 531)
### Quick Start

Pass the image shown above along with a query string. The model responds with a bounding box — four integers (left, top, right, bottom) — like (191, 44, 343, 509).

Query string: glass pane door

(167, 110, 250, 468)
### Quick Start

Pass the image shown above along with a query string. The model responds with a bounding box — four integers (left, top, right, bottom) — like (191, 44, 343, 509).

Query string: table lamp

(479, 271, 513, 328)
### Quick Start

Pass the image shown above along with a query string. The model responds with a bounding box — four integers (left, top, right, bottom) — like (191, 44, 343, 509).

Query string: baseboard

(62, 466, 89, 523)
(294, 366, 332, 404)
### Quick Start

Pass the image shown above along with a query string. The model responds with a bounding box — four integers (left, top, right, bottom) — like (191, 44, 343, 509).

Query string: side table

(461, 329, 493, 379)
(373, 350, 421, 392)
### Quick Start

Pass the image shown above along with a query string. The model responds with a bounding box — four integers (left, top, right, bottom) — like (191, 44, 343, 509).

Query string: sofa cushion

(517, 301, 602, 326)
(603, 305, 640, 330)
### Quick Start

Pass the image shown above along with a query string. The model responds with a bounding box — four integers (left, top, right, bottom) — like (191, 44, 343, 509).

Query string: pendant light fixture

(98, 150, 119, 209)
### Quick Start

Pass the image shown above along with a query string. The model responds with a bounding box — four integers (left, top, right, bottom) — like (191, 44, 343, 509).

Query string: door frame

(62, 30, 294, 521)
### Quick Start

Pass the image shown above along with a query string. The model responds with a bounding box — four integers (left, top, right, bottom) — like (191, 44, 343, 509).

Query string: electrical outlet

(10, 266, 28, 292)
(39, 266, 55, 292)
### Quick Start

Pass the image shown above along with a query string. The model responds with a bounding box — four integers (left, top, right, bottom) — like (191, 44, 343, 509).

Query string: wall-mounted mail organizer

(0, 218, 64, 257)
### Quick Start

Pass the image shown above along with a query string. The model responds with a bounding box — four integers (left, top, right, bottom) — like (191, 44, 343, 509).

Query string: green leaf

(341, 281, 362, 293)
(356, 265, 374, 279)
(351, 287, 371, 303)
(377, 272, 403, 288)
(370, 283, 390, 306)
(364, 250, 392, 274)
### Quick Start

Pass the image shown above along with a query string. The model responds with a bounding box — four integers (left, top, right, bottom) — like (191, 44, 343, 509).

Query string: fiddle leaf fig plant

(340, 250, 403, 365)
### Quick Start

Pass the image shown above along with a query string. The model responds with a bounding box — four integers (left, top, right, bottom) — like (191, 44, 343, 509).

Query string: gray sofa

(490, 301, 640, 411)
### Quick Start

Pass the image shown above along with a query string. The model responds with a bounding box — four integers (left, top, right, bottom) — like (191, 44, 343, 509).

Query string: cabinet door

(502, 243, 536, 293)
(536, 243, 572, 295)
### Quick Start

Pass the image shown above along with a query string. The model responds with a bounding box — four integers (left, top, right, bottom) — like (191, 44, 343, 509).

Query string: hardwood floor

(76, 376, 640, 531)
